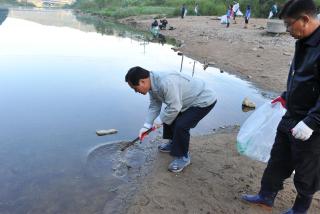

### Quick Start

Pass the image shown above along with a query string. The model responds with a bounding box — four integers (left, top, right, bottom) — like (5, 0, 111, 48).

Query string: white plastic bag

(236, 10, 243, 16)
(220, 15, 228, 24)
(237, 102, 286, 163)
(268, 11, 273, 19)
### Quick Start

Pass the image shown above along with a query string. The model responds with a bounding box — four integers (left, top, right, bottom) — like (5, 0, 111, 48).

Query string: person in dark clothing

(244, 5, 251, 29)
(242, 1, 320, 214)
(159, 18, 168, 30)
(181, 4, 186, 19)
(0, 8, 9, 26)
(226, 4, 232, 28)
(151, 18, 158, 28)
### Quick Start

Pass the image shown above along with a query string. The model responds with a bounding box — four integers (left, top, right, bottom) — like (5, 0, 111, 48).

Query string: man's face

(128, 79, 149, 95)
(283, 15, 307, 39)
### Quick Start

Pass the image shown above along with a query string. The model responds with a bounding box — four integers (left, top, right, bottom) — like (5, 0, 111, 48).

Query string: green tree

(95, 0, 107, 9)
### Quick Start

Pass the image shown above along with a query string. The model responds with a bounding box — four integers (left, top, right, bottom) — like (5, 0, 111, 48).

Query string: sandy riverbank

(126, 128, 320, 214)
(119, 16, 320, 213)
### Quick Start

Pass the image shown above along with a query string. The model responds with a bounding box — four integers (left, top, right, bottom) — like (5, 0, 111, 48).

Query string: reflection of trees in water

(73, 12, 177, 46)
(0, 8, 9, 26)
(105, 28, 114, 35)
(94, 19, 114, 35)
(74, 13, 135, 38)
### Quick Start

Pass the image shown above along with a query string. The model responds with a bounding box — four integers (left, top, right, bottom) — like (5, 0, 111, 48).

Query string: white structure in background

(267, 19, 286, 33)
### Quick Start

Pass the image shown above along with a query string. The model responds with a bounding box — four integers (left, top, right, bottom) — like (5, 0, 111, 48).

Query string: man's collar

(149, 71, 155, 92)
(303, 25, 320, 47)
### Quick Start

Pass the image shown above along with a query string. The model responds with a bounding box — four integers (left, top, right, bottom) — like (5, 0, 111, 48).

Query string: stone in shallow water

(242, 106, 255, 112)
(242, 97, 256, 108)
(96, 129, 118, 136)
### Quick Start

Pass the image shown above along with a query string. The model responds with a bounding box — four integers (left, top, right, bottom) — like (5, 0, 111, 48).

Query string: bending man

(125, 66, 217, 173)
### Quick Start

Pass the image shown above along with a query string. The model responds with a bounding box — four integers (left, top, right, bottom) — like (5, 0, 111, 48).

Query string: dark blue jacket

(282, 26, 320, 131)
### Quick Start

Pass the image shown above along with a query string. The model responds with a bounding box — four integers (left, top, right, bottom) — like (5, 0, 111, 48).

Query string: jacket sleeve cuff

(303, 117, 317, 131)
(155, 116, 162, 124)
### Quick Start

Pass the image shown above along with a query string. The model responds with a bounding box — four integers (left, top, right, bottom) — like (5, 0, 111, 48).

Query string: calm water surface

(0, 8, 270, 214)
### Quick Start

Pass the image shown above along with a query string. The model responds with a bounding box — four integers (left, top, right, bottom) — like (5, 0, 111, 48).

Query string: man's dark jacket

(282, 26, 320, 131)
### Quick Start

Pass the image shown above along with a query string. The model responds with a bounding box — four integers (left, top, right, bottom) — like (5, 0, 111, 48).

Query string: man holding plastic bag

(242, 0, 320, 213)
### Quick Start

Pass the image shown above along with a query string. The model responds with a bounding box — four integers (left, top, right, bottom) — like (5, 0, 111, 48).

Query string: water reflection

(74, 12, 173, 45)
(8, 8, 175, 46)
(0, 8, 271, 214)
(0, 8, 9, 25)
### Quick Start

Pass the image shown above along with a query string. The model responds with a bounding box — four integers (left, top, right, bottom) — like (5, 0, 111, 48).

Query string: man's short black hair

(125, 66, 150, 86)
(279, 0, 317, 19)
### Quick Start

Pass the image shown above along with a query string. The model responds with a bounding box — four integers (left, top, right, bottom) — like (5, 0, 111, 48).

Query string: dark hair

(279, 0, 317, 19)
(125, 66, 150, 86)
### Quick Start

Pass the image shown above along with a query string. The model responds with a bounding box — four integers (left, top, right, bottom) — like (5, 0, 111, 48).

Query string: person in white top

(232, 1, 240, 23)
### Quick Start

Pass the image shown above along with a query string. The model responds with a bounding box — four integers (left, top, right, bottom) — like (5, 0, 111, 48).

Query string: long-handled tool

(120, 127, 155, 151)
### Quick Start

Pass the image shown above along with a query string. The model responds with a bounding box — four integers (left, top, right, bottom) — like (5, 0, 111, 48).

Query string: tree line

(72, 0, 320, 18)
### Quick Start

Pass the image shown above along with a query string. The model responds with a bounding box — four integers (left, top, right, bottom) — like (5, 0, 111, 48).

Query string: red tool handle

(140, 126, 156, 141)
(120, 126, 156, 151)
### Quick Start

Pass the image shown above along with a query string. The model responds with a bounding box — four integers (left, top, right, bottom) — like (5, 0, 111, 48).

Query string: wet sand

(119, 16, 320, 213)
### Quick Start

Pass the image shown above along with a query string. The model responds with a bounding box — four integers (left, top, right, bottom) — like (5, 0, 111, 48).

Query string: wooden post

(192, 61, 196, 76)
(180, 55, 184, 72)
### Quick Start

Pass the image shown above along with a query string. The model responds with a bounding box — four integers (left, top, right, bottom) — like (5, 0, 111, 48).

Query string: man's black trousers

(261, 117, 320, 196)
(162, 101, 216, 157)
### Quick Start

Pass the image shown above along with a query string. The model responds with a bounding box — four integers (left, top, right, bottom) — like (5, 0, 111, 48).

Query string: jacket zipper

(287, 68, 295, 114)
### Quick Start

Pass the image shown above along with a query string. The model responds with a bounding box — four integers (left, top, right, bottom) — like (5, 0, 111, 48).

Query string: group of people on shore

(178, 1, 298, 29)
(225, 2, 251, 28)
(150, 17, 168, 40)
(133, 0, 320, 213)
(181, 1, 250, 28)
(151, 17, 168, 30)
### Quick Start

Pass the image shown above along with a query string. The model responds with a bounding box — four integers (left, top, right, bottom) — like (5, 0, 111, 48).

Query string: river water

(0, 8, 270, 214)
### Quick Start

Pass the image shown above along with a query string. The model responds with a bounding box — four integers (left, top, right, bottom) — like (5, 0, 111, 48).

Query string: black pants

(162, 101, 216, 157)
(261, 117, 320, 196)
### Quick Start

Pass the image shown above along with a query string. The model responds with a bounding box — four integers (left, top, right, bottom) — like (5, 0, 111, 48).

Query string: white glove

(153, 116, 163, 129)
(139, 123, 152, 140)
(292, 121, 313, 141)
